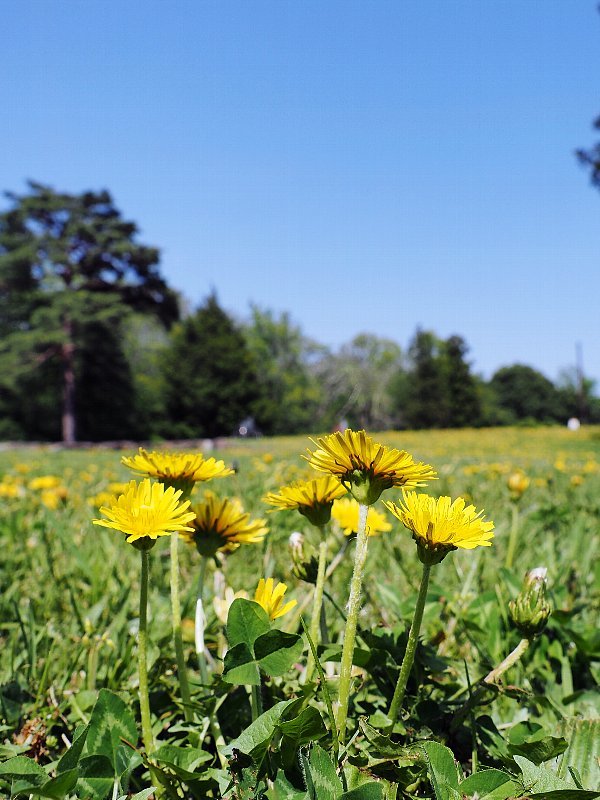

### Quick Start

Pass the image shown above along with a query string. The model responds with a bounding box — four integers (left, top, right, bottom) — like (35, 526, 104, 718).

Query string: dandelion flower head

(264, 475, 346, 526)
(306, 429, 436, 505)
(182, 491, 269, 557)
(331, 496, 392, 537)
(93, 478, 195, 548)
(385, 490, 494, 564)
(122, 448, 233, 491)
(254, 578, 297, 621)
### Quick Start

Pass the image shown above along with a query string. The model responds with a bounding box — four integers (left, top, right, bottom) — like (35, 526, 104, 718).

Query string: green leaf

(86, 689, 138, 777)
(279, 707, 327, 768)
(226, 598, 271, 648)
(152, 743, 212, 781)
(116, 790, 156, 800)
(224, 700, 293, 766)
(222, 629, 304, 684)
(459, 769, 521, 800)
(515, 756, 600, 799)
(0, 756, 47, 784)
(56, 724, 88, 773)
(340, 785, 384, 800)
(222, 641, 261, 685)
(421, 741, 460, 800)
(76, 754, 116, 800)
(558, 718, 600, 790)
(508, 736, 568, 764)
(30, 770, 79, 799)
(255, 629, 304, 677)
(266, 772, 308, 799)
(302, 744, 343, 800)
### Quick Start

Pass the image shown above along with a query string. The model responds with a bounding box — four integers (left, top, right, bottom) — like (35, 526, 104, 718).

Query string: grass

(0, 426, 598, 796)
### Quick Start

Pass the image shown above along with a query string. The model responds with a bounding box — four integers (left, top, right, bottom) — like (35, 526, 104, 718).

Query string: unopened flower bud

(509, 567, 552, 637)
(507, 471, 529, 497)
(289, 532, 319, 584)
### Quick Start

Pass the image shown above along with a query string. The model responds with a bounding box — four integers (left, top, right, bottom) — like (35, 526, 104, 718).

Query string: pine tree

(163, 294, 260, 438)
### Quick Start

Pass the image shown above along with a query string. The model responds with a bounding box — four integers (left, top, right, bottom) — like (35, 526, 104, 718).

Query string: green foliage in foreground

(0, 427, 598, 798)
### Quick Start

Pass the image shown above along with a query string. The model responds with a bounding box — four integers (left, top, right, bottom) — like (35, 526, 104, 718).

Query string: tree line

(1, 183, 598, 443)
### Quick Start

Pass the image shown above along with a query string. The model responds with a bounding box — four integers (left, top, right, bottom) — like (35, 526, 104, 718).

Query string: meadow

(0, 426, 598, 799)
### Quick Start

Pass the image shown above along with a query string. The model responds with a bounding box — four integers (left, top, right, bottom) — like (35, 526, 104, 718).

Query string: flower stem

(505, 503, 519, 570)
(138, 549, 154, 755)
(386, 562, 432, 732)
(251, 683, 263, 721)
(305, 532, 328, 682)
(195, 557, 228, 768)
(170, 532, 193, 722)
(336, 502, 369, 744)
(451, 637, 530, 729)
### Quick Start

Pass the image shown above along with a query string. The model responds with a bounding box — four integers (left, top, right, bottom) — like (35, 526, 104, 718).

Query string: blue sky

(3, 1, 600, 384)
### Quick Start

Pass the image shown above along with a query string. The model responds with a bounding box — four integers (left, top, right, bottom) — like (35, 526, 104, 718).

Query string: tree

(440, 335, 482, 427)
(0, 182, 179, 442)
(243, 306, 324, 434)
(577, 114, 600, 187)
(489, 364, 563, 423)
(162, 294, 260, 438)
(315, 334, 403, 430)
(402, 329, 448, 429)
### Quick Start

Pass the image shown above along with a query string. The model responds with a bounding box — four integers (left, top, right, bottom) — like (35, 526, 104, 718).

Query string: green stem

(386, 562, 432, 732)
(336, 503, 369, 744)
(170, 532, 193, 721)
(505, 503, 519, 569)
(251, 683, 263, 721)
(138, 550, 154, 754)
(451, 637, 530, 729)
(305, 532, 328, 682)
(139, 548, 167, 800)
(195, 557, 228, 768)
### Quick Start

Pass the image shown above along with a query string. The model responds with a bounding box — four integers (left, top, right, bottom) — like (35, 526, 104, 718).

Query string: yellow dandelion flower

(93, 479, 195, 548)
(122, 447, 233, 491)
(264, 475, 347, 526)
(254, 578, 297, 621)
(29, 475, 61, 491)
(40, 486, 68, 510)
(182, 492, 269, 557)
(385, 490, 494, 564)
(331, 496, 392, 537)
(305, 429, 436, 504)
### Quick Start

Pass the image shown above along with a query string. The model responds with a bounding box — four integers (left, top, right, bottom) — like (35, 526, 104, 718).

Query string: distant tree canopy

(0, 182, 179, 442)
(1, 182, 597, 442)
(162, 294, 260, 439)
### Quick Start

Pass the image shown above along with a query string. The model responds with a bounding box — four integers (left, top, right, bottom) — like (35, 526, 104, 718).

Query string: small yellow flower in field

(306, 429, 436, 505)
(583, 459, 598, 474)
(213, 587, 249, 625)
(93, 479, 195, 548)
(182, 492, 269, 557)
(108, 481, 130, 495)
(570, 475, 583, 487)
(262, 453, 274, 464)
(29, 475, 61, 491)
(331, 497, 391, 537)
(40, 486, 68, 509)
(507, 471, 530, 497)
(385, 491, 494, 564)
(122, 448, 233, 492)
(254, 578, 297, 621)
(0, 482, 23, 499)
(264, 476, 347, 526)
(554, 457, 566, 472)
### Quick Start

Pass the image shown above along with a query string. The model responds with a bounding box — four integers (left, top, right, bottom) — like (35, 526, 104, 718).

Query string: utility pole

(575, 341, 586, 422)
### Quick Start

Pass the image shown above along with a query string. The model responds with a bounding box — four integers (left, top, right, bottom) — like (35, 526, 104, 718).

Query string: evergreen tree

(403, 329, 448, 428)
(163, 294, 259, 438)
(0, 182, 179, 442)
(441, 335, 482, 427)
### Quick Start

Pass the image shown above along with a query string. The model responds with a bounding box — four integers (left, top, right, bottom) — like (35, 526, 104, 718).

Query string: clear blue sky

(3, 1, 600, 384)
